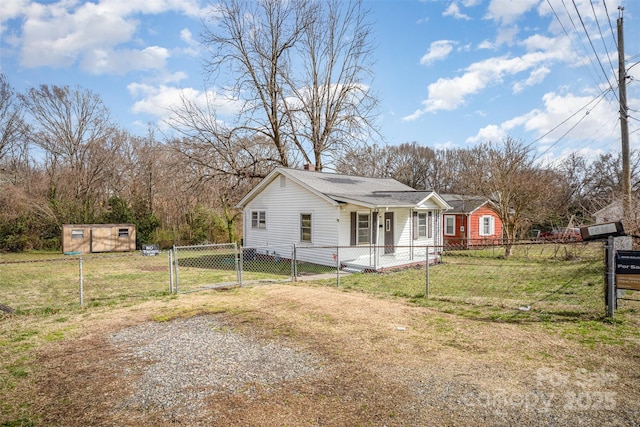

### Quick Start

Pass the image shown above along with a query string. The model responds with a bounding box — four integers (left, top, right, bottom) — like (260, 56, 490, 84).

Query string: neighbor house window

(118, 228, 129, 238)
(71, 229, 84, 239)
(444, 215, 456, 236)
(251, 211, 266, 229)
(357, 213, 371, 245)
(479, 215, 495, 236)
(300, 213, 312, 242)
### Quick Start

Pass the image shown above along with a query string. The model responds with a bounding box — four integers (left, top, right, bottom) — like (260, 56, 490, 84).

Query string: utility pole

(618, 7, 631, 219)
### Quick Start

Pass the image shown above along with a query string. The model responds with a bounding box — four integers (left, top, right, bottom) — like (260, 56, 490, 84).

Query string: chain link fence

(0, 252, 172, 314)
(326, 241, 611, 318)
(3, 240, 630, 319)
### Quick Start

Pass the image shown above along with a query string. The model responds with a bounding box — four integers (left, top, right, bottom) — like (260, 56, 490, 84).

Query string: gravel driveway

(32, 285, 640, 426)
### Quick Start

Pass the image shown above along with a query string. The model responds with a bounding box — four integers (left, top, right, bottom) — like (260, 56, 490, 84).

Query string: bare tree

(20, 85, 119, 222)
(460, 138, 557, 257)
(0, 74, 27, 163)
(198, 0, 378, 171)
(283, 0, 377, 170)
(386, 142, 435, 189)
(166, 93, 282, 179)
(334, 143, 393, 177)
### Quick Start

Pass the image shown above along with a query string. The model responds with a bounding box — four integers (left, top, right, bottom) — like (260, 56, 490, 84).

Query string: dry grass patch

(1, 284, 639, 426)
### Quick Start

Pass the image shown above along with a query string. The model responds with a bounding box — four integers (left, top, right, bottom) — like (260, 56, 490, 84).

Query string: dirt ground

(28, 284, 640, 426)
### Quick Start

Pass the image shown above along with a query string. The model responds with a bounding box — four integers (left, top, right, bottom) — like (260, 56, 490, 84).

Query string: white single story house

(236, 167, 451, 271)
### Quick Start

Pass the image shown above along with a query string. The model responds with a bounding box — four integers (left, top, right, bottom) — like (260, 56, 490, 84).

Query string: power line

(591, 0, 618, 82)
(571, 0, 619, 102)
(550, 0, 608, 94)
(527, 87, 613, 155)
(602, 0, 619, 51)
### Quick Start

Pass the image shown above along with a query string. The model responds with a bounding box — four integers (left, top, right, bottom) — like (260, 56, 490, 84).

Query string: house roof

(440, 194, 490, 214)
(236, 167, 452, 210)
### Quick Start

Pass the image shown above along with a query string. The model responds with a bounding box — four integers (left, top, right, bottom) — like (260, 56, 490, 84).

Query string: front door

(384, 212, 394, 254)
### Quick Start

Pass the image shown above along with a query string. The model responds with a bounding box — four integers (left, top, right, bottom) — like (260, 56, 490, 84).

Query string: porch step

(342, 266, 365, 273)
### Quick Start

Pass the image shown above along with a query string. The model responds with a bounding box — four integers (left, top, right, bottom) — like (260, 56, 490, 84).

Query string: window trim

(356, 212, 371, 245)
(444, 215, 456, 236)
(71, 229, 84, 240)
(251, 210, 266, 229)
(300, 213, 312, 243)
(479, 215, 495, 236)
(417, 212, 428, 239)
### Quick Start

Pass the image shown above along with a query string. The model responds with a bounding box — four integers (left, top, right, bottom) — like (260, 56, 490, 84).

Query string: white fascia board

(415, 192, 452, 210)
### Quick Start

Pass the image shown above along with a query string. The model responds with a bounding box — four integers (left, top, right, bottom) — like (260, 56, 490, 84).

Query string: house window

(413, 211, 433, 240)
(357, 213, 370, 245)
(479, 215, 495, 236)
(417, 212, 427, 238)
(118, 228, 129, 238)
(251, 211, 266, 229)
(300, 213, 312, 242)
(71, 229, 84, 239)
(444, 215, 456, 236)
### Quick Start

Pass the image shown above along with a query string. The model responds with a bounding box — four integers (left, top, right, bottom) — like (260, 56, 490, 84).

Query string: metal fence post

(173, 245, 179, 294)
(425, 246, 430, 298)
(292, 244, 297, 281)
(336, 246, 340, 287)
(168, 250, 174, 294)
(238, 242, 243, 286)
(79, 257, 84, 307)
(606, 236, 616, 317)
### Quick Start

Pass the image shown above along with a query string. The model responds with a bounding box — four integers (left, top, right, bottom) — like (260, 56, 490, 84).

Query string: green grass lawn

(318, 242, 640, 323)
(1, 244, 639, 427)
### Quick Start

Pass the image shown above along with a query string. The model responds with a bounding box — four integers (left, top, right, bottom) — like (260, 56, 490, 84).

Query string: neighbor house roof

(441, 194, 492, 214)
(236, 167, 452, 210)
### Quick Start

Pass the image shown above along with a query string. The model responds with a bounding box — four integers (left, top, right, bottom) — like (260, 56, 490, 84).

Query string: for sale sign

(615, 251, 640, 291)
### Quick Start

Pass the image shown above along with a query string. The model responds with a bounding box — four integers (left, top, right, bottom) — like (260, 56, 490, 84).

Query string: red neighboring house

(441, 194, 503, 248)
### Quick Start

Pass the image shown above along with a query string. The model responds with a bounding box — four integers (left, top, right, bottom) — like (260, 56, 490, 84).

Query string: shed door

(90, 227, 112, 253)
(384, 212, 394, 254)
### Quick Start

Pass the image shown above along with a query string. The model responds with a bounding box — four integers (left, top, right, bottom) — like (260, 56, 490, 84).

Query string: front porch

(340, 245, 441, 272)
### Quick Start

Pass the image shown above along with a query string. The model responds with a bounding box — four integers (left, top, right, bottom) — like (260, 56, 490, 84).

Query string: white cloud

(0, 0, 29, 35)
(14, 0, 206, 73)
(420, 40, 455, 65)
(466, 90, 621, 153)
(128, 82, 243, 121)
(81, 46, 170, 74)
(485, 0, 539, 26)
(404, 30, 576, 122)
(513, 66, 550, 93)
(443, 3, 471, 20)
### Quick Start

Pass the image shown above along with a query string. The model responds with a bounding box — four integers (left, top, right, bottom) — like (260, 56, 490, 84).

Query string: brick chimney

(303, 163, 315, 171)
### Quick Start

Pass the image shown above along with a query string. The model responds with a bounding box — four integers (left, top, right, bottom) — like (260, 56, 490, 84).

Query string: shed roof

(237, 167, 452, 210)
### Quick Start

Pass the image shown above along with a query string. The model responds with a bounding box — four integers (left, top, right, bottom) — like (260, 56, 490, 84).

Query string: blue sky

(1, 0, 639, 164)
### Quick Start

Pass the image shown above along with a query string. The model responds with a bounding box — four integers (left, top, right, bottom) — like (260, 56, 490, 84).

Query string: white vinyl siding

(243, 179, 339, 250)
